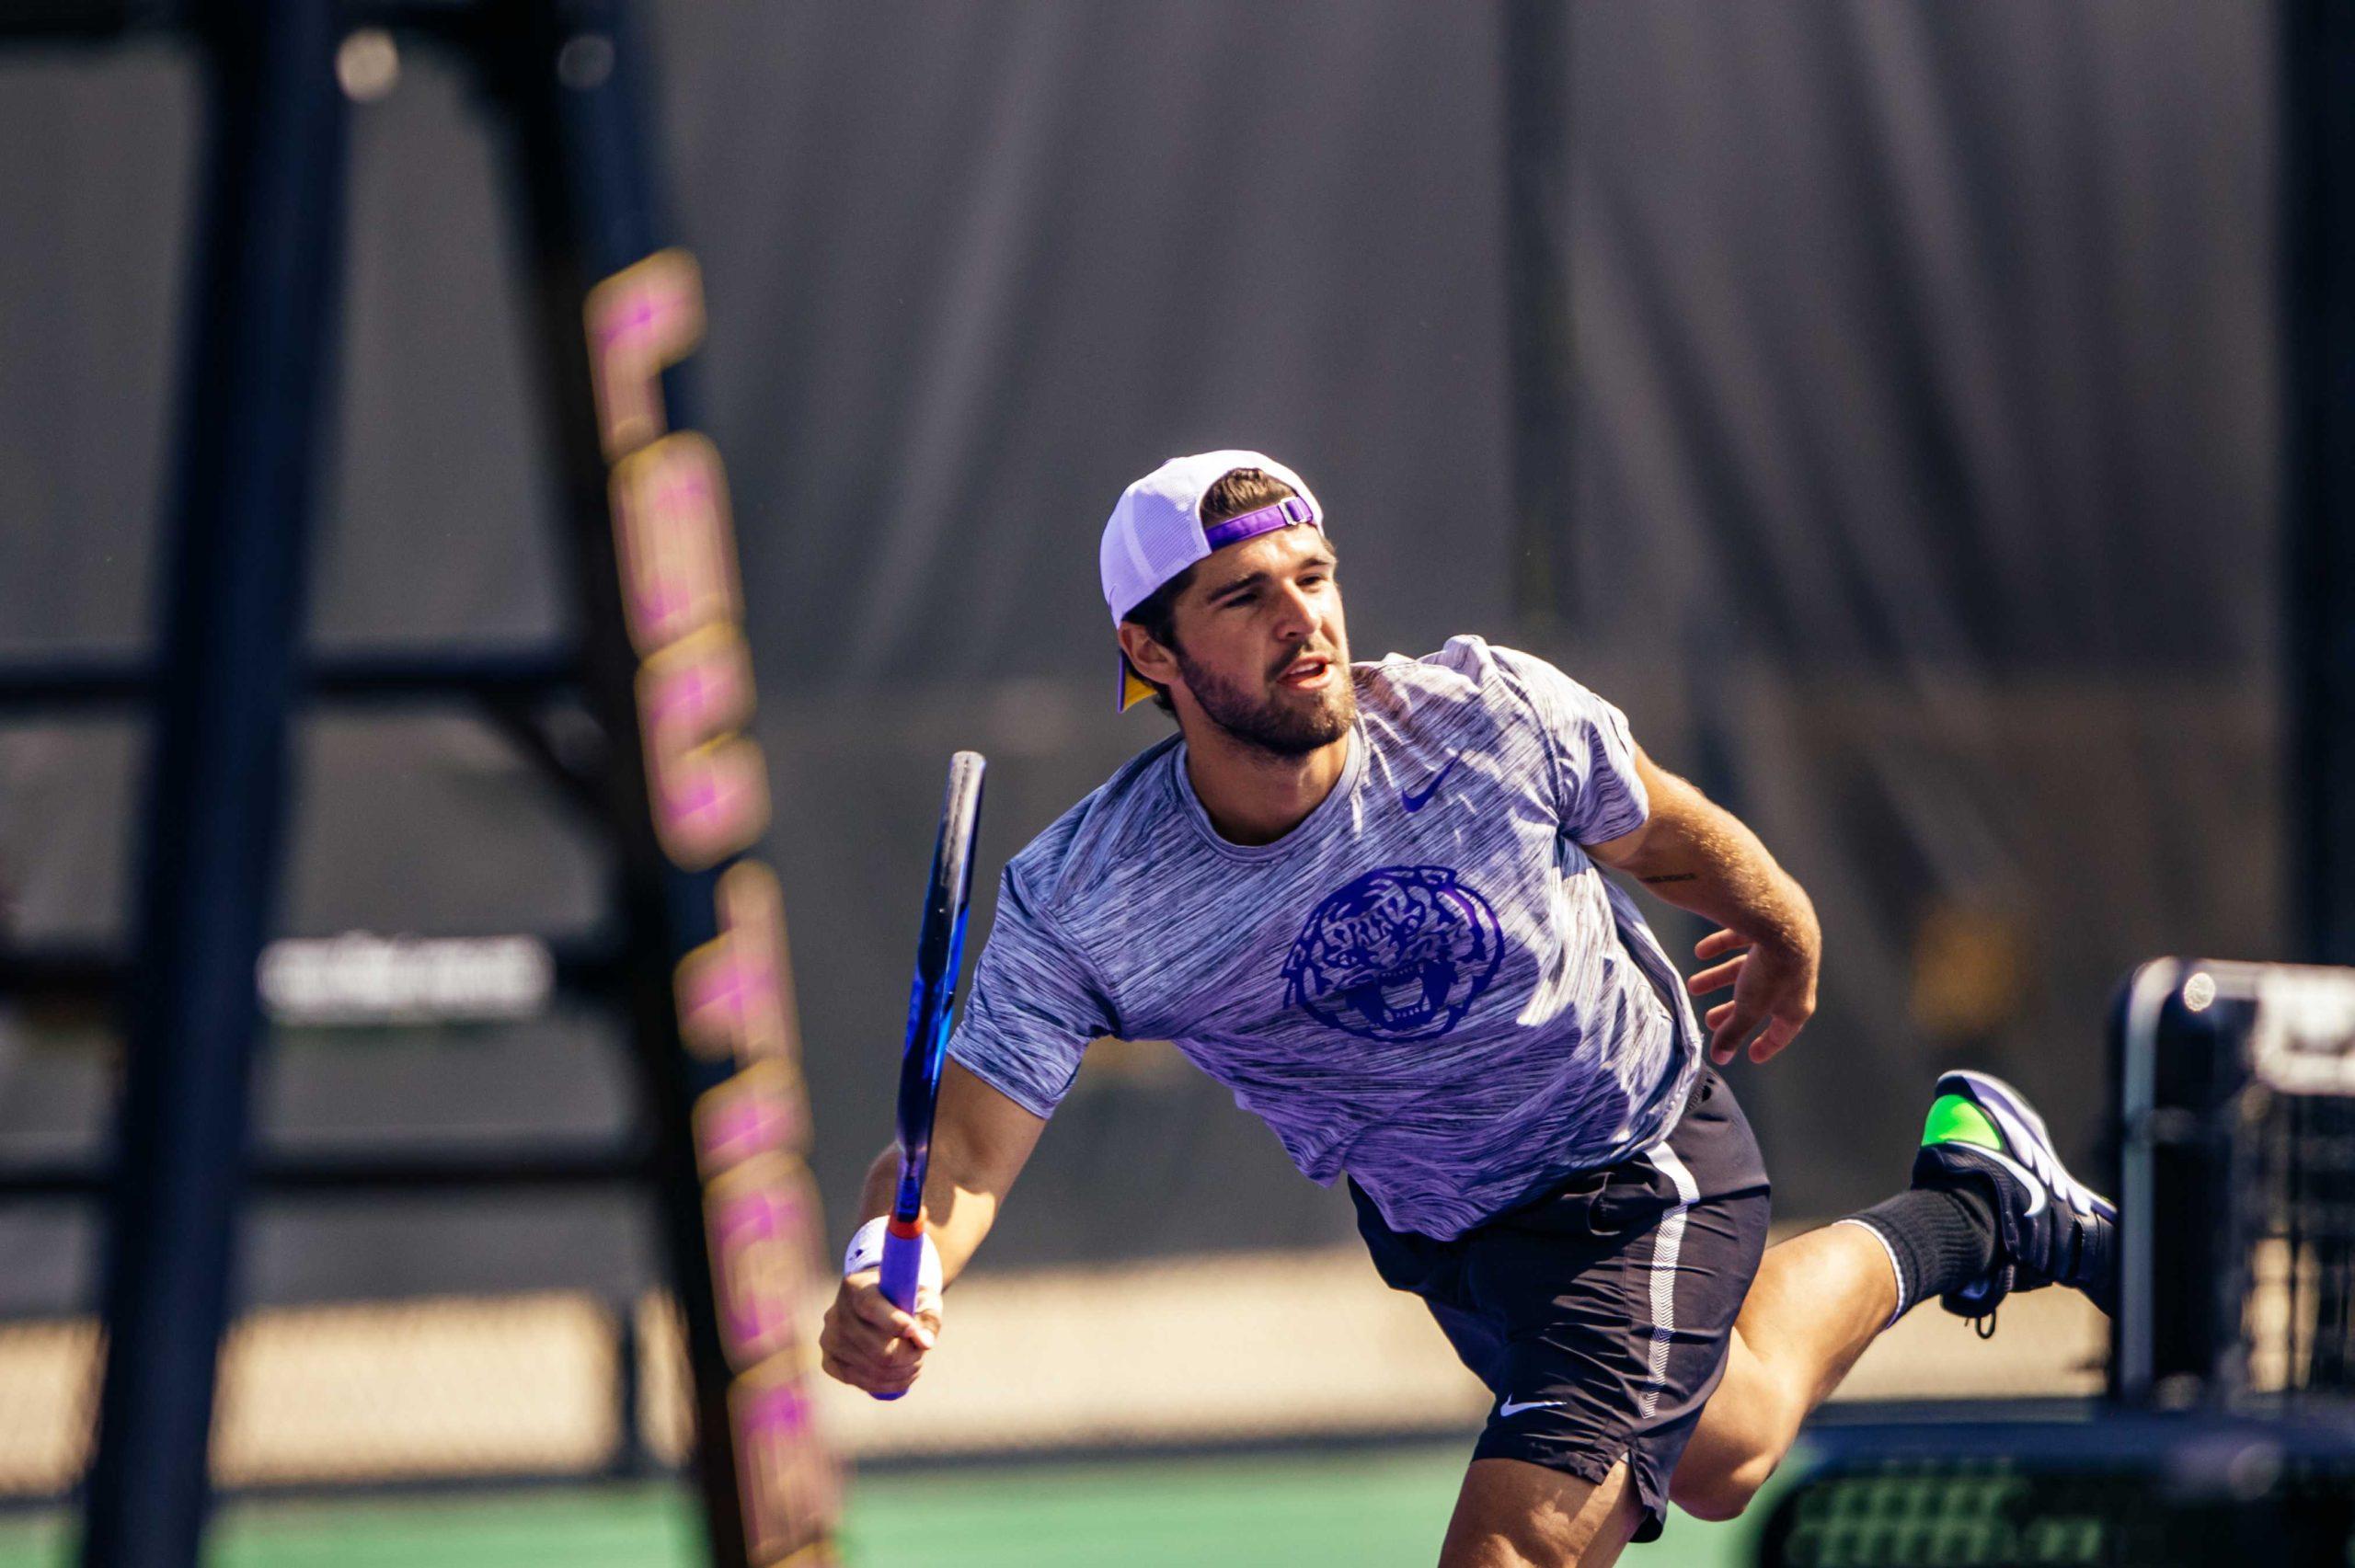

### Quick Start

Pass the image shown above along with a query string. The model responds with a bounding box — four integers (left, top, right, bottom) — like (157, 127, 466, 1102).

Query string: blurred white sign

(2247, 963, 2355, 1095)
(257, 933, 554, 1026)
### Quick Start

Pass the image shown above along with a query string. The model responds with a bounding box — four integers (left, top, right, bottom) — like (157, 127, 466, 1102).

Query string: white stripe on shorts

(1636, 1141, 1701, 1419)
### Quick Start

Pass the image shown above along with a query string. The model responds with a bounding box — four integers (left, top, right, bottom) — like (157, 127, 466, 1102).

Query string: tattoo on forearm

(1640, 872, 1699, 885)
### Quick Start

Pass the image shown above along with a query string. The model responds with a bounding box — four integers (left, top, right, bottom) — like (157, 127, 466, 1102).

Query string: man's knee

(1669, 1448, 1780, 1523)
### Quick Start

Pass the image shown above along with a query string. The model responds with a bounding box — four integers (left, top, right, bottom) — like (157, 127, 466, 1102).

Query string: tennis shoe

(1912, 1069, 2118, 1323)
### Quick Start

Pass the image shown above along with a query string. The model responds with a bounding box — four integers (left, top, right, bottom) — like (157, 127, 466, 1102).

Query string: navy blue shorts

(1351, 1067, 1771, 1543)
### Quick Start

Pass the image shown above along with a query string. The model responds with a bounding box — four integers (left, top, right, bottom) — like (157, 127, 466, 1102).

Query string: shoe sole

(1936, 1068, 2118, 1221)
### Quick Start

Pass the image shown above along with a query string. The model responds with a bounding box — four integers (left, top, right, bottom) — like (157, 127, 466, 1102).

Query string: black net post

(2280, 0, 2355, 1400)
(80, 3, 351, 1563)
(2285, 0, 2355, 967)
(1499, 0, 1575, 626)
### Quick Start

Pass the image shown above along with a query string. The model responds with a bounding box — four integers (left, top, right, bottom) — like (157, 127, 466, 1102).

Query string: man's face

(1164, 525, 1355, 757)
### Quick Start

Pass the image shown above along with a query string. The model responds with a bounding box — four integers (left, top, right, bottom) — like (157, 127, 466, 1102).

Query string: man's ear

(1117, 621, 1181, 690)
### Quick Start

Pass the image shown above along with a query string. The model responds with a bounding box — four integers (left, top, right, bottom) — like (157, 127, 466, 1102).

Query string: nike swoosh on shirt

(1498, 1398, 1563, 1418)
(1401, 755, 1460, 813)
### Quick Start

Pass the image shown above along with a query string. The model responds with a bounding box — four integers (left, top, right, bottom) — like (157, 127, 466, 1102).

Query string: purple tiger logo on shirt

(1281, 865, 1505, 1042)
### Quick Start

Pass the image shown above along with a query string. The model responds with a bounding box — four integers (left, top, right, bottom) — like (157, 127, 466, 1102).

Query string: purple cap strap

(1200, 496, 1314, 550)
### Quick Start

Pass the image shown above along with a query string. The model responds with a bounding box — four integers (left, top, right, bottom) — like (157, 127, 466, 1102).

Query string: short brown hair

(1120, 468, 1300, 715)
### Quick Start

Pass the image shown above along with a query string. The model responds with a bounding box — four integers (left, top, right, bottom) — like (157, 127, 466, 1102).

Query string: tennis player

(821, 452, 2117, 1567)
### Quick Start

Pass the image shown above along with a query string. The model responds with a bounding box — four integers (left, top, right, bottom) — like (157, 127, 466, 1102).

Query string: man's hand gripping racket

(835, 751, 984, 1402)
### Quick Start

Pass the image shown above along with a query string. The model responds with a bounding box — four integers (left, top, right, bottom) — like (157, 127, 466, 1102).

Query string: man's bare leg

(1668, 1222, 1896, 1520)
(1440, 1458, 1646, 1568)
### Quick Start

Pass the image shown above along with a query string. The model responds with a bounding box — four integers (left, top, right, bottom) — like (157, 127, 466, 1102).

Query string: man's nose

(1271, 583, 1317, 638)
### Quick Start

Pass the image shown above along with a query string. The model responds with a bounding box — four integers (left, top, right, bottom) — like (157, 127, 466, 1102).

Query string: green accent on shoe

(1922, 1093, 2002, 1151)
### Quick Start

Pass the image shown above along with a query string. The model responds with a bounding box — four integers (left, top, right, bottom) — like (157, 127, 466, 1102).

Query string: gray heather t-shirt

(946, 636, 1704, 1240)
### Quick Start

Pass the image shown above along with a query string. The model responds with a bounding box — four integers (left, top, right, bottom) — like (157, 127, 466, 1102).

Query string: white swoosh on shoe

(1967, 1145, 2048, 1217)
(1977, 1093, 2111, 1218)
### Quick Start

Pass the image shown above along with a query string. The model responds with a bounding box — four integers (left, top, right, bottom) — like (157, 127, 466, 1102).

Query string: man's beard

(1177, 647, 1357, 759)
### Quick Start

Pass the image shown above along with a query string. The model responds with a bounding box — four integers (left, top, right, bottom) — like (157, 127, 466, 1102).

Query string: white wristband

(844, 1216, 943, 1296)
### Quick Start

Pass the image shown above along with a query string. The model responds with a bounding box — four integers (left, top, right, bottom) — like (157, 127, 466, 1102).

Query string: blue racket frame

(876, 750, 985, 1389)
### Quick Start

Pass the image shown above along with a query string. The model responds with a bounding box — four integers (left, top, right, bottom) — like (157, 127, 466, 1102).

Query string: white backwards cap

(1098, 450, 1325, 712)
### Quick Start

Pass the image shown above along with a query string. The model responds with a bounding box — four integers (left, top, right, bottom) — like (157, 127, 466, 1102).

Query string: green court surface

(0, 1445, 1768, 1567)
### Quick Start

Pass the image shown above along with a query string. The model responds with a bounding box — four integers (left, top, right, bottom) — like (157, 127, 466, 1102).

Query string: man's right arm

(817, 1059, 1048, 1398)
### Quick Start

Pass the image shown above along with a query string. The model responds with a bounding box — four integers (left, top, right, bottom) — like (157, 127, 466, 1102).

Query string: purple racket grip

(871, 1217, 928, 1402)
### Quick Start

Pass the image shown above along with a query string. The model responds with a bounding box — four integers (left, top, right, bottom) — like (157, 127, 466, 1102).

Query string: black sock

(1841, 1185, 1998, 1317)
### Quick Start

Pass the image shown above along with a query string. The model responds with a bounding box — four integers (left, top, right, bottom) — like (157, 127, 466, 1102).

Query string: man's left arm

(1585, 748, 1820, 1066)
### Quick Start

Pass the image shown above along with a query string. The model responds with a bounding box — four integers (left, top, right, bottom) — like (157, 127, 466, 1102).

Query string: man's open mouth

(1276, 656, 1332, 689)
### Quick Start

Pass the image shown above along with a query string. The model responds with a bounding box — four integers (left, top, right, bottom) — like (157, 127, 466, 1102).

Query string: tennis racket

(875, 750, 986, 1398)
